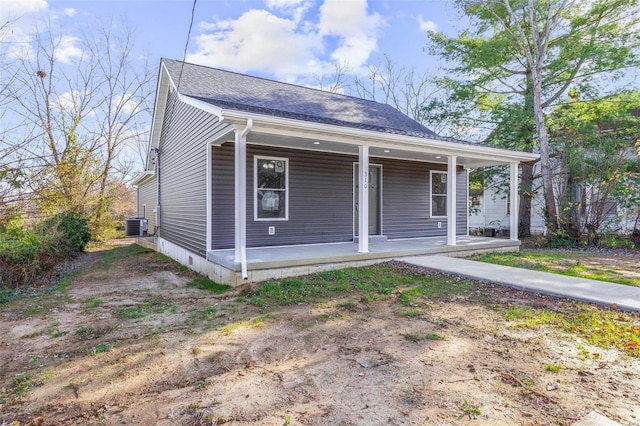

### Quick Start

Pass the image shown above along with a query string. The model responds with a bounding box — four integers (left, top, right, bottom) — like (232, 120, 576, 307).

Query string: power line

(176, 0, 197, 91)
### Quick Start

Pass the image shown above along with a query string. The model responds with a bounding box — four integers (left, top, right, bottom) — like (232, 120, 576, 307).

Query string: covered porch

(206, 236, 519, 284)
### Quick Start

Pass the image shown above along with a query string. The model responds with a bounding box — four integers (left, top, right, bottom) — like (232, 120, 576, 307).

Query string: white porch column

(206, 142, 213, 252)
(358, 145, 369, 253)
(510, 162, 519, 241)
(447, 155, 457, 246)
(234, 129, 247, 263)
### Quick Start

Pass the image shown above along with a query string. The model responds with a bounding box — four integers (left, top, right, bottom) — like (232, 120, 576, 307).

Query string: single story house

(133, 59, 539, 285)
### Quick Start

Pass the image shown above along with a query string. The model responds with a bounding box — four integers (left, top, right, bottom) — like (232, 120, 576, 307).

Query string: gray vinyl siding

(211, 145, 468, 249)
(456, 168, 468, 235)
(379, 159, 467, 238)
(137, 177, 157, 231)
(211, 144, 354, 249)
(159, 90, 229, 256)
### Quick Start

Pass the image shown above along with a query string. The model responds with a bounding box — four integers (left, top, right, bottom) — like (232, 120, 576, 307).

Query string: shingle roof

(162, 59, 443, 139)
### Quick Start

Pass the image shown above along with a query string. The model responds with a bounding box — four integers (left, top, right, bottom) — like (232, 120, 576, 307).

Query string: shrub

(0, 212, 90, 290)
(0, 231, 59, 289)
(56, 213, 91, 254)
(39, 212, 91, 255)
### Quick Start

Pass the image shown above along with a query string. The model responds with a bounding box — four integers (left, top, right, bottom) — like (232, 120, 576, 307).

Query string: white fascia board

(131, 170, 156, 187)
(221, 110, 540, 164)
(179, 94, 224, 120)
(150, 62, 173, 146)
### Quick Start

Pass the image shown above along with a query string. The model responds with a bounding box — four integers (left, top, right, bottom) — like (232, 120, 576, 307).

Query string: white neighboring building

(470, 176, 639, 237)
(469, 185, 547, 236)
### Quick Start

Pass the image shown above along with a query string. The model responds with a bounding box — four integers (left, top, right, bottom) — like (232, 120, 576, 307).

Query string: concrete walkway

(399, 255, 640, 312)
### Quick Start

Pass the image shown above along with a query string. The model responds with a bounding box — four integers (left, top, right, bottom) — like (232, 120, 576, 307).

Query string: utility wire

(176, 0, 197, 91)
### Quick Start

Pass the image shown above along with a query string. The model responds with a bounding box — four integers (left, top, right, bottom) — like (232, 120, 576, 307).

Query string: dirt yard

(1, 241, 640, 425)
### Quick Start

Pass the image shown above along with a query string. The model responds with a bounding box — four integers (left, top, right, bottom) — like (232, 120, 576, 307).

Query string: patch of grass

(545, 363, 561, 373)
(186, 277, 231, 294)
(401, 333, 423, 343)
(93, 343, 111, 354)
(21, 331, 42, 339)
(115, 295, 171, 320)
(0, 288, 19, 304)
(458, 399, 481, 419)
(12, 374, 33, 398)
(425, 333, 444, 340)
(338, 298, 358, 312)
(398, 308, 425, 318)
(501, 302, 640, 358)
(402, 332, 444, 342)
(502, 305, 561, 329)
(23, 305, 43, 317)
(83, 297, 103, 311)
(74, 325, 96, 339)
(242, 263, 477, 308)
(561, 306, 640, 356)
(41, 370, 56, 382)
(218, 316, 267, 334)
(100, 244, 153, 270)
(472, 250, 640, 287)
(48, 328, 69, 338)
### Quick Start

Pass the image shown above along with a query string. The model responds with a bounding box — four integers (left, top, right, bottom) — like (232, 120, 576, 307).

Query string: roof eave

(220, 109, 540, 165)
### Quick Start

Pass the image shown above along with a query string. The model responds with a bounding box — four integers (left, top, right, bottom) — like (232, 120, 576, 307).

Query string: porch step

(354, 235, 388, 243)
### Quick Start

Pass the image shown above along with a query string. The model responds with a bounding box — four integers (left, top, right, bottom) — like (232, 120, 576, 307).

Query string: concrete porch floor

(207, 236, 520, 272)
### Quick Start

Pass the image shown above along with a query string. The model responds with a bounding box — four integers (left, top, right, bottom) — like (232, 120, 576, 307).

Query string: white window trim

(430, 170, 447, 218)
(254, 155, 289, 221)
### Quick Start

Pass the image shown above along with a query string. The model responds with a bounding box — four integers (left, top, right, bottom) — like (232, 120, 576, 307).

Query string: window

(431, 171, 447, 217)
(255, 156, 288, 220)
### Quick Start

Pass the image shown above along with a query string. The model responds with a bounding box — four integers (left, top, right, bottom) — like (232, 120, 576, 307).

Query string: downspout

(151, 147, 161, 232)
(239, 119, 253, 280)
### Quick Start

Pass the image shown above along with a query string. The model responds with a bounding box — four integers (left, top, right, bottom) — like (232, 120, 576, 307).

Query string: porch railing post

(510, 162, 519, 241)
(447, 155, 457, 246)
(234, 129, 246, 263)
(358, 145, 369, 253)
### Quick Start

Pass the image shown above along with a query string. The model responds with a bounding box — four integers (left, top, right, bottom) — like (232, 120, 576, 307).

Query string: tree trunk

(518, 160, 534, 237)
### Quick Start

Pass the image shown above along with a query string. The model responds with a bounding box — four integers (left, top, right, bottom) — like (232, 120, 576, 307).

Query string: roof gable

(162, 58, 439, 139)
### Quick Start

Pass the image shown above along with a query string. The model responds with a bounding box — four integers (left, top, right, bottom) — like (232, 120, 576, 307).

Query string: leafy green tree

(425, 0, 640, 236)
(549, 90, 640, 242)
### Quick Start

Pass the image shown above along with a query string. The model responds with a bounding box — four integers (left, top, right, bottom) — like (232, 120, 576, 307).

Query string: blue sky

(1, 0, 467, 86)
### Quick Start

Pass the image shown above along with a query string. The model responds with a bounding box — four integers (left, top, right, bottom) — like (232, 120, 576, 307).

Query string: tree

(426, 0, 640, 236)
(5, 20, 153, 238)
(549, 90, 640, 242)
(353, 54, 443, 131)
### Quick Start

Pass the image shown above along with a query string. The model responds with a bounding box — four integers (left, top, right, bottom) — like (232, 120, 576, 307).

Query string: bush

(0, 213, 91, 290)
(0, 231, 59, 289)
(55, 212, 91, 254)
(545, 228, 579, 248)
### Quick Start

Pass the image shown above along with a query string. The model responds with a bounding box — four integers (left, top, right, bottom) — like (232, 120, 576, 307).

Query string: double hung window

(430, 171, 447, 218)
(255, 156, 288, 220)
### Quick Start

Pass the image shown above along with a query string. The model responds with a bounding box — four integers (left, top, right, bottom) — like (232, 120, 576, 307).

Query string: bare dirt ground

(1, 241, 640, 425)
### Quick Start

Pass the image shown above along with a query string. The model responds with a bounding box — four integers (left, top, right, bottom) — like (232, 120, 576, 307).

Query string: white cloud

(0, 0, 48, 20)
(318, 0, 381, 38)
(188, 9, 324, 80)
(318, 0, 382, 70)
(62, 7, 76, 17)
(54, 90, 80, 112)
(54, 35, 82, 63)
(266, 0, 305, 8)
(418, 14, 437, 32)
(187, 0, 383, 82)
(115, 94, 140, 115)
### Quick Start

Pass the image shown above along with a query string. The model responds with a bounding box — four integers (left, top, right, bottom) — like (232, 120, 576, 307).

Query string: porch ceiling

(232, 131, 519, 168)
